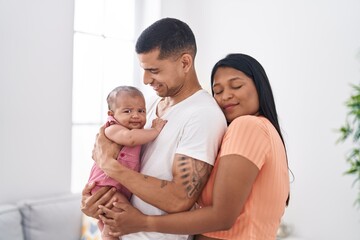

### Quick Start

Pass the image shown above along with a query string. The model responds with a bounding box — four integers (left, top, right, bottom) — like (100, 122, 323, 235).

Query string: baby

(87, 85, 167, 240)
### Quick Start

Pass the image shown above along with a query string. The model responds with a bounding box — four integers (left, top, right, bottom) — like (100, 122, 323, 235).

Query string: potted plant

(338, 83, 360, 207)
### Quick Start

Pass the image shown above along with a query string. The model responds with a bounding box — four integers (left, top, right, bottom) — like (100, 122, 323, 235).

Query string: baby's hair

(106, 86, 144, 111)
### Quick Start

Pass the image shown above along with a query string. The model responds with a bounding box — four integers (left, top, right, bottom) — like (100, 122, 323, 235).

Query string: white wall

(0, 0, 74, 203)
(161, 0, 360, 239)
(1, 0, 359, 239)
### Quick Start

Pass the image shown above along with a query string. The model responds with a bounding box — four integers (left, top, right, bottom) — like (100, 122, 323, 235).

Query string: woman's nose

(222, 89, 233, 100)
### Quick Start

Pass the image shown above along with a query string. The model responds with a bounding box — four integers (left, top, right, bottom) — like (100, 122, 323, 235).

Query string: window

(71, 0, 136, 193)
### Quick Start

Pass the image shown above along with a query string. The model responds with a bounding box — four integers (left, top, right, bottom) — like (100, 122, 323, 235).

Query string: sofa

(0, 193, 84, 240)
(0, 193, 300, 240)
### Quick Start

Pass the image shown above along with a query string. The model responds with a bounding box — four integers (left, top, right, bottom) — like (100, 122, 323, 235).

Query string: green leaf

(338, 83, 360, 208)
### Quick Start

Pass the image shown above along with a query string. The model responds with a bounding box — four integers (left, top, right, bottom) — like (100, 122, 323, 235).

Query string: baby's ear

(108, 110, 114, 116)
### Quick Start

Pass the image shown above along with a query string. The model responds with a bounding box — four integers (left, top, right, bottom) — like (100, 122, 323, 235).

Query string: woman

(99, 53, 290, 240)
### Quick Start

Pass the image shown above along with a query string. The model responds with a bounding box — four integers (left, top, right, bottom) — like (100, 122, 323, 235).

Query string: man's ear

(181, 53, 193, 73)
(108, 110, 114, 116)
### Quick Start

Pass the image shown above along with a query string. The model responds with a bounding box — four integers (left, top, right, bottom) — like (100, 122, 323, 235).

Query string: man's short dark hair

(135, 18, 197, 59)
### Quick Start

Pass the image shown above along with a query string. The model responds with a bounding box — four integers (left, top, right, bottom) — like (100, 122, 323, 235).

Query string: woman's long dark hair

(211, 53, 290, 205)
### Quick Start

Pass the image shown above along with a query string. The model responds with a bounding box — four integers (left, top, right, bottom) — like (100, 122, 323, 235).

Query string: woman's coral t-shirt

(198, 115, 289, 240)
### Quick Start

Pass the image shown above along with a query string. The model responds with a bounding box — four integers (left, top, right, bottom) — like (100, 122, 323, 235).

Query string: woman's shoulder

(229, 116, 280, 145)
(230, 115, 268, 128)
(227, 115, 271, 137)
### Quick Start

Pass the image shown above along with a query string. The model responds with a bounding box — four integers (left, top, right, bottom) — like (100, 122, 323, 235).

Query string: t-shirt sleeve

(176, 108, 226, 166)
(220, 116, 270, 169)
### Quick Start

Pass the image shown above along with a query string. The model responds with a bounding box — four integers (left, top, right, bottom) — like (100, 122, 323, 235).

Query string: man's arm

(98, 154, 259, 237)
(93, 124, 212, 213)
(101, 152, 212, 213)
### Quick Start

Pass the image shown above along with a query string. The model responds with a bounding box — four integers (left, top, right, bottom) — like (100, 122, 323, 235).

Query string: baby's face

(112, 95, 147, 129)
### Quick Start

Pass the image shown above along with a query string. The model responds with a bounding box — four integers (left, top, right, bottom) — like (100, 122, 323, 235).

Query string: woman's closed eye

(232, 84, 243, 89)
(212, 87, 223, 95)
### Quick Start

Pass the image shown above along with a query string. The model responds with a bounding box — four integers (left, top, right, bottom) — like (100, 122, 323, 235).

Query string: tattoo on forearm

(160, 180, 168, 188)
(177, 156, 211, 198)
(144, 174, 169, 188)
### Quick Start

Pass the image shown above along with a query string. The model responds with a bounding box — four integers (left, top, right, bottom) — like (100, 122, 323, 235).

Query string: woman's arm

(105, 118, 166, 147)
(99, 154, 259, 237)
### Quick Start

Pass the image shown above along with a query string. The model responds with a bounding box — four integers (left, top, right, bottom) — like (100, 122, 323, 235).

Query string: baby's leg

(101, 191, 130, 240)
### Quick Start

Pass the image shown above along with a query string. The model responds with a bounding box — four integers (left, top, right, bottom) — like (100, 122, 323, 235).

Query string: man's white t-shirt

(122, 90, 227, 240)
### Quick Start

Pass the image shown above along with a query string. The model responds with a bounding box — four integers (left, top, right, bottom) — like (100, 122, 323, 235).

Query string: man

(81, 18, 227, 240)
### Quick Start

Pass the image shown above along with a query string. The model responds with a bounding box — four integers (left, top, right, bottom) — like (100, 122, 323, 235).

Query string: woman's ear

(180, 53, 193, 73)
(107, 110, 114, 116)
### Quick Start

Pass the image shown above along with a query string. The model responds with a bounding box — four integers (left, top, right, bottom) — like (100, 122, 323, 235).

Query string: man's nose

(143, 71, 153, 85)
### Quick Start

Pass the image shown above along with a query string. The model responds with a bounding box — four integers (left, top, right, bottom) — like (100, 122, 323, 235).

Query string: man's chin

(156, 92, 166, 97)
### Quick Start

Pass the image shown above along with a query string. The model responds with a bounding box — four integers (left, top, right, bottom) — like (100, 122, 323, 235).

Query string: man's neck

(157, 82, 202, 117)
(168, 82, 202, 106)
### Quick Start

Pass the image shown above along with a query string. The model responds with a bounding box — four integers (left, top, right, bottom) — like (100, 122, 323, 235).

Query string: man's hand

(98, 202, 147, 237)
(92, 125, 120, 171)
(81, 182, 118, 219)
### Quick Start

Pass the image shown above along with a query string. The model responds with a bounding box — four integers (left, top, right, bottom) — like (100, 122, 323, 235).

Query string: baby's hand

(151, 118, 167, 132)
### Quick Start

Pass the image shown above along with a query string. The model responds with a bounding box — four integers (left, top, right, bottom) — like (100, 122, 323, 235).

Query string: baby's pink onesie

(87, 116, 141, 200)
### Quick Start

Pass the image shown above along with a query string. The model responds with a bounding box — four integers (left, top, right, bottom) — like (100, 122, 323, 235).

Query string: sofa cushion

(0, 204, 24, 240)
(81, 214, 101, 240)
(19, 193, 82, 240)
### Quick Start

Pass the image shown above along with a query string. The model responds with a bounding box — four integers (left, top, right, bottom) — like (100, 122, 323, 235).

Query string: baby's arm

(105, 118, 167, 147)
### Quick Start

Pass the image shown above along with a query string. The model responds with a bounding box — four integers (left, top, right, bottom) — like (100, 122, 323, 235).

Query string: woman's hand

(92, 125, 120, 171)
(98, 202, 148, 237)
(81, 182, 118, 219)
